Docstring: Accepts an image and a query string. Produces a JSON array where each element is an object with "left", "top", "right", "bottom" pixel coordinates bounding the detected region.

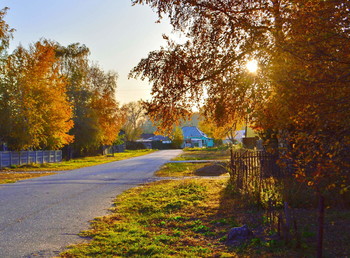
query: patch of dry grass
[
  {"left": 174, "top": 147, "right": 230, "bottom": 161},
  {"left": 0, "top": 172, "right": 56, "bottom": 184}
]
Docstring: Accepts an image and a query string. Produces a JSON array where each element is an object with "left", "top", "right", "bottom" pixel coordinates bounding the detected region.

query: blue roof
[{"left": 182, "top": 126, "right": 210, "bottom": 139}]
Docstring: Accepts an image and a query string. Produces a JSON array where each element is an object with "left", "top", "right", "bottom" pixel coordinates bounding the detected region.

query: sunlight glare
[{"left": 246, "top": 60, "right": 258, "bottom": 73}]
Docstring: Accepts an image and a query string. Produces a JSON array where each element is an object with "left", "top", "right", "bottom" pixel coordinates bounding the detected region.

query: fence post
[
  {"left": 19, "top": 151, "right": 21, "bottom": 165},
  {"left": 54, "top": 150, "right": 57, "bottom": 163},
  {"left": 0, "top": 152, "right": 2, "bottom": 169},
  {"left": 27, "top": 151, "right": 30, "bottom": 164}
]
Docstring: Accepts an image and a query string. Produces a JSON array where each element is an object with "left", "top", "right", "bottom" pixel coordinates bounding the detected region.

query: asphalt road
[{"left": 0, "top": 149, "right": 182, "bottom": 258}]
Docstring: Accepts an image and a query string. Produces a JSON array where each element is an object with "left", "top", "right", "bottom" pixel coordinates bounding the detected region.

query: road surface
[{"left": 0, "top": 149, "right": 182, "bottom": 258}]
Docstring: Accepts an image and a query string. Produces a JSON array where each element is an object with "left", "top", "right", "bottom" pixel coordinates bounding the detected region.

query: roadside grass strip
[
  {"left": 59, "top": 179, "right": 350, "bottom": 257},
  {"left": 61, "top": 179, "right": 230, "bottom": 257},
  {"left": 60, "top": 147, "right": 350, "bottom": 257},
  {"left": 155, "top": 162, "right": 212, "bottom": 177},
  {"left": 0, "top": 150, "right": 155, "bottom": 184},
  {"left": 173, "top": 147, "right": 230, "bottom": 161},
  {"left": 0, "top": 172, "right": 56, "bottom": 184},
  {"left": 0, "top": 150, "right": 155, "bottom": 173},
  {"left": 60, "top": 178, "right": 308, "bottom": 257}
]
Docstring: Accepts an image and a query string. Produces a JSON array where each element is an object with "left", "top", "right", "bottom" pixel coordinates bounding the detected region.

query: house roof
[
  {"left": 140, "top": 133, "right": 155, "bottom": 140},
  {"left": 139, "top": 133, "right": 171, "bottom": 142},
  {"left": 182, "top": 126, "right": 210, "bottom": 139},
  {"left": 149, "top": 135, "right": 171, "bottom": 141}
]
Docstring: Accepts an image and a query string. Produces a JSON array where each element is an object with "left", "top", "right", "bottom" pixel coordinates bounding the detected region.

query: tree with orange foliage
[
  {"left": 262, "top": 3, "right": 350, "bottom": 255},
  {"left": 131, "top": 1, "right": 350, "bottom": 255},
  {"left": 131, "top": 0, "right": 350, "bottom": 194},
  {"left": 88, "top": 65, "right": 125, "bottom": 146},
  {"left": 0, "top": 40, "right": 74, "bottom": 150}
]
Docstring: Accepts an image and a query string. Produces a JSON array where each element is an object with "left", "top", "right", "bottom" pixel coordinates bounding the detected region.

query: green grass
[
  {"left": 155, "top": 162, "right": 212, "bottom": 177},
  {"left": 60, "top": 178, "right": 350, "bottom": 257},
  {"left": 61, "top": 178, "right": 330, "bottom": 257},
  {"left": 1, "top": 149, "right": 155, "bottom": 172},
  {"left": 59, "top": 147, "right": 350, "bottom": 257},
  {"left": 61, "top": 179, "right": 218, "bottom": 257},
  {"left": 174, "top": 147, "right": 230, "bottom": 161},
  {"left": 156, "top": 147, "right": 230, "bottom": 177}
]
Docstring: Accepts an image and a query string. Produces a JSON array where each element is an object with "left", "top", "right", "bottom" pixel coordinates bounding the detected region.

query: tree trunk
[{"left": 317, "top": 194, "right": 325, "bottom": 258}]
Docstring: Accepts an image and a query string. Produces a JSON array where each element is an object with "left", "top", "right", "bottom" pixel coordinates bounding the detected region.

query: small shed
[{"left": 181, "top": 126, "right": 214, "bottom": 148}]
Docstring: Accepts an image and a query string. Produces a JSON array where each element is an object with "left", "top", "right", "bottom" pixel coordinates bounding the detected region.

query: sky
[{"left": 1, "top": 0, "right": 174, "bottom": 104}]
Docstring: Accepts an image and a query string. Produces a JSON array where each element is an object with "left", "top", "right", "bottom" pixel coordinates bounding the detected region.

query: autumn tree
[
  {"left": 55, "top": 43, "right": 98, "bottom": 153},
  {"left": 264, "top": 2, "right": 350, "bottom": 254},
  {"left": 122, "top": 101, "right": 147, "bottom": 141},
  {"left": 171, "top": 126, "right": 184, "bottom": 149},
  {"left": 88, "top": 65, "right": 125, "bottom": 146},
  {"left": 0, "top": 7, "right": 14, "bottom": 146},
  {"left": 56, "top": 44, "right": 125, "bottom": 155},
  {"left": 0, "top": 40, "right": 74, "bottom": 150},
  {"left": 199, "top": 112, "right": 245, "bottom": 144},
  {"left": 130, "top": 0, "right": 278, "bottom": 133},
  {"left": 131, "top": 0, "right": 350, "bottom": 185},
  {"left": 131, "top": 1, "right": 350, "bottom": 255},
  {"left": 269, "top": 0, "right": 350, "bottom": 193},
  {"left": 0, "top": 7, "right": 14, "bottom": 57}
]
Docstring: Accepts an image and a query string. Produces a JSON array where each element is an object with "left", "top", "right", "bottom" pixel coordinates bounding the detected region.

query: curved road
[{"left": 0, "top": 149, "right": 182, "bottom": 258}]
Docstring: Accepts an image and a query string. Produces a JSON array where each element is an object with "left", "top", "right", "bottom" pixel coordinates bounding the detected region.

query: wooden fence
[
  {"left": 229, "top": 150, "right": 284, "bottom": 192},
  {"left": 230, "top": 149, "right": 295, "bottom": 241},
  {"left": 0, "top": 150, "right": 62, "bottom": 168}
]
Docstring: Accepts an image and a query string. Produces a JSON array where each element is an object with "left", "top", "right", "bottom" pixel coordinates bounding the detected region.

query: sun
[{"left": 246, "top": 60, "right": 258, "bottom": 73}]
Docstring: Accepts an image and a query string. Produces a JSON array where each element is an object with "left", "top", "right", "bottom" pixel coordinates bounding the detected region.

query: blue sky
[{"left": 2, "top": 0, "right": 174, "bottom": 104}]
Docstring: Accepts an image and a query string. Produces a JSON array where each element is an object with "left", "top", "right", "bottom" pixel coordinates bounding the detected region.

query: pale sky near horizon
[{"left": 2, "top": 0, "right": 175, "bottom": 104}]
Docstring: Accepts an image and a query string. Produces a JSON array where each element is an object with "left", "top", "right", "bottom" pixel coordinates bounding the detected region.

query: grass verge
[
  {"left": 0, "top": 149, "right": 155, "bottom": 184},
  {"left": 60, "top": 178, "right": 350, "bottom": 257},
  {"left": 0, "top": 172, "right": 56, "bottom": 184},
  {"left": 1, "top": 150, "right": 155, "bottom": 172},
  {"left": 60, "top": 147, "right": 350, "bottom": 257},
  {"left": 155, "top": 162, "right": 212, "bottom": 177},
  {"left": 60, "top": 178, "right": 231, "bottom": 257},
  {"left": 173, "top": 147, "right": 230, "bottom": 161}
]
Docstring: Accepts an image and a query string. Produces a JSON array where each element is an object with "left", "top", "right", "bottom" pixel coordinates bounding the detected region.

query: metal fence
[
  {"left": 229, "top": 149, "right": 298, "bottom": 243},
  {"left": 0, "top": 150, "right": 62, "bottom": 168},
  {"left": 102, "top": 144, "right": 126, "bottom": 156},
  {"left": 229, "top": 150, "right": 284, "bottom": 189}
]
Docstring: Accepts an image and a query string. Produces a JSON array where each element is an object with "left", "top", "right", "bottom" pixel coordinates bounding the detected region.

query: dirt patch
[{"left": 194, "top": 162, "right": 228, "bottom": 176}]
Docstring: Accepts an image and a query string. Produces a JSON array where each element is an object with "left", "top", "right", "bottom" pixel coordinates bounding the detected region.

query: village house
[{"left": 181, "top": 126, "right": 214, "bottom": 148}]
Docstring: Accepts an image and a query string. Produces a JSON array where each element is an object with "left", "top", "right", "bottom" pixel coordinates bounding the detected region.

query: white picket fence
[{"left": 0, "top": 150, "right": 62, "bottom": 168}]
